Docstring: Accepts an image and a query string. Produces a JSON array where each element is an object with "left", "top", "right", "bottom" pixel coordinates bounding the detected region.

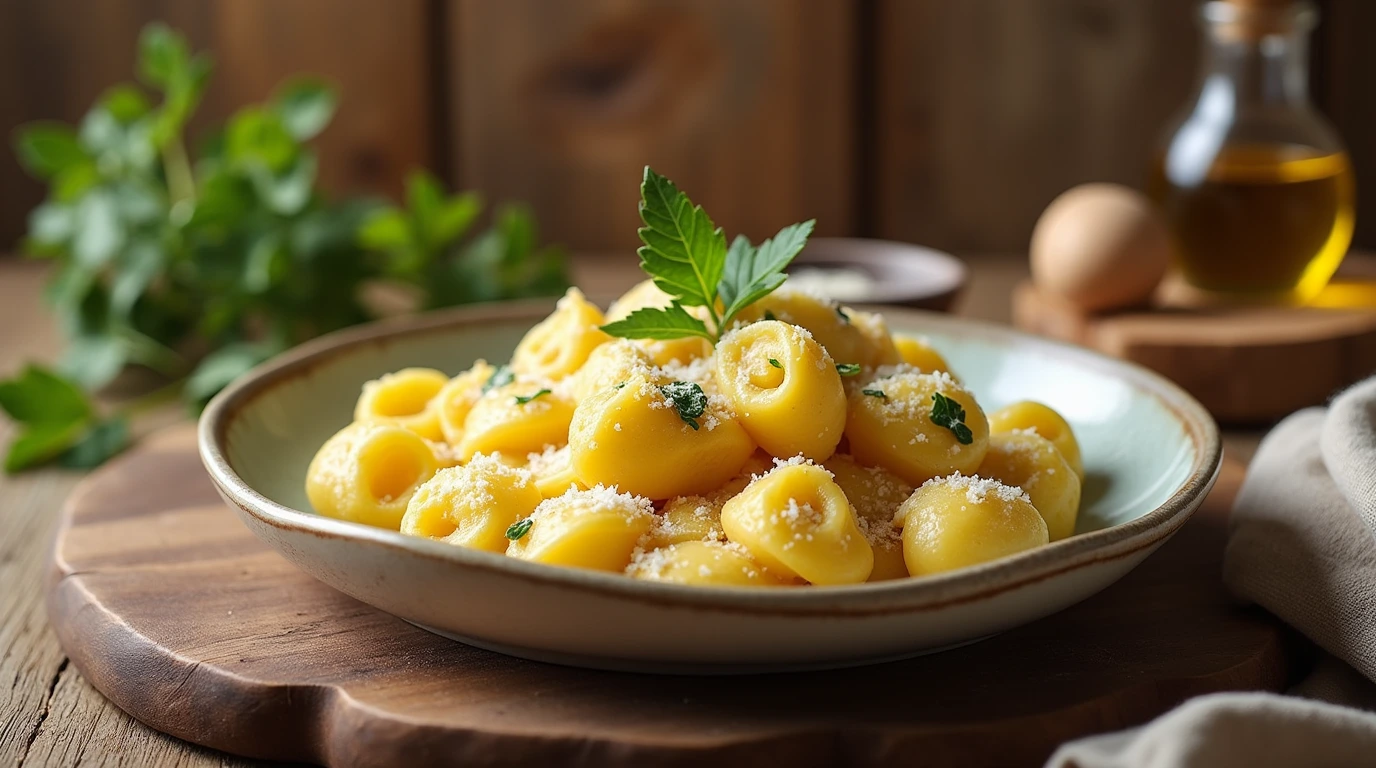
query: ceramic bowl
[{"left": 199, "top": 300, "right": 1220, "bottom": 673}]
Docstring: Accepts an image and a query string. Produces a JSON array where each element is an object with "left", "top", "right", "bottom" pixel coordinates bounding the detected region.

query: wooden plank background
[{"left": 0, "top": 0, "right": 1372, "bottom": 254}]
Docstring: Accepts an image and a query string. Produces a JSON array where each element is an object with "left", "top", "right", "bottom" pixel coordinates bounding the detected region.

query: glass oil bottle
[{"left": 1149, "top": 0, "right": 1354, "bottom": 303}]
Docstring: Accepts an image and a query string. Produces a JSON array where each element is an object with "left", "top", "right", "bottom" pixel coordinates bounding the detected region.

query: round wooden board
[
  {"left": 47, "top": 427, "right": 1290, "bottom": 768},
  {"left": 1012, "top": 269, "right": 1376, "bottom": 423}
]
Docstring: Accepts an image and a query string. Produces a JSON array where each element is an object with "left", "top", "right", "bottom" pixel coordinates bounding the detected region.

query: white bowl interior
[{"left": 225, "top": 313, "right": 1194, "bottom": 539}]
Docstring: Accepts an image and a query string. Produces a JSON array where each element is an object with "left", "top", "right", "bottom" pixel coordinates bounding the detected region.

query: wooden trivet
[
  {"left": 1013, "top": 276, "right": 1376, "bottom": 423},
  {"left": 47, "top": 427, "right": 1289, "bottom": 768}
]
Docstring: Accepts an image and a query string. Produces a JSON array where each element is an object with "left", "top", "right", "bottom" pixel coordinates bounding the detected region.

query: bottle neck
[{"left": 1198, "top": 1, "right": 1314, "bottom": 108}]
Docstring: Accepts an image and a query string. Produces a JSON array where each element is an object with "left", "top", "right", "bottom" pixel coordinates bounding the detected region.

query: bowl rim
[{"left": 198, "top": 298, "right": 1221, "bottom": 617}]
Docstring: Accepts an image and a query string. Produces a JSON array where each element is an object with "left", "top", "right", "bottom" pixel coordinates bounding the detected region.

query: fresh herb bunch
[
  {"left": 0, "top": 23, "right": 568, "bottom": 473},
  {"left": 600, "top": 167, "right": 814, "bottom": 343}
]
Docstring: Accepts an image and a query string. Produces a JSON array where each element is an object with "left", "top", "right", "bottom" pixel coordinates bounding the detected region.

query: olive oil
[{"left": 1150, "top": 144, "right": 1354, "bottom": 301}]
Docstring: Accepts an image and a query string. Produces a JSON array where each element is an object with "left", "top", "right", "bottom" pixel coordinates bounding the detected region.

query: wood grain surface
[
  {"left": 46, "top": 429, "right": 1284, "bottom": 768},
  {"left": 0, "top": 255, "right": 1270, "bottom": 767},
  {"left": 448, "top": 0, "right": 857, "bottom": 251}
]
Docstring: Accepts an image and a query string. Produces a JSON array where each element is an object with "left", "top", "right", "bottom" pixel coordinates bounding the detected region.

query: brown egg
[{"left": 1030, "top": 183, "right": 1172, "bottom": 312}]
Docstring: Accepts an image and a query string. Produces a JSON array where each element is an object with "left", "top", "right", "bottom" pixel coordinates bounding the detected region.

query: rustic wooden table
[{"left": 0, "top": 255, "right": 1265, "bottom": 767}]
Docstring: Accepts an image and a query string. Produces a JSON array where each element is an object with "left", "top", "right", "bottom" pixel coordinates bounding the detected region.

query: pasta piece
[
  {"left": 845, "top": 367, "right": 989, "bottom": 485},
  {"left": 824, "top": 454, "right": 913, "bottom": 581},
  {"left": 714, "top": 321, "right": 847, "bottom": 461},
  {"left": 892, "top": 335, "right": 954, "bottom": 377},
  {"left": 306, "top": 421, "right": 438, "bottom": 530},
  {"left": 457, "top": 381, "right": 574, "bottom": 461},
  {"left": 568, "top": 373, "right": 755, "bottom": 499},
  {"left": 506, "top": 486, "right": 655, "bottom": 572},
  {"left": 741, "top": 289, "right": 898, "bottom": 369},
  {"left": 898, "top": 474, "right": 1048, "bottom": 576},
  {"left": 627, "top": 541, "right": 789, "bottom": 587},
  {"left": 524, "top": 444, "right": 586, "bottom": 498},
  {"left": 720, "top": 463, "right": 873, "bottom": 585},
  {"left": 353, "top": 367, "right": 449, "bottom": 441},
  {"left": 400, "top": 454, "right": 542, "bottom": 552},
  {"left": 566, "top": 339, "right": 653, "bottom": 404},
  {"left": 988, "top": 401, "right": 1084, "bottom": 479},
  {"left": 605, "top": 279, "right": 713, "bottom": 365},
  {"left": 977, "top": 432, "right": 1081, "bottom": 541},
  {"left": 642, "top": 493, "right": 728, "bottom": 549},
  {"left": 511, "top": 288, "right": 611, "bottom": 380},
  {"left": 435, "top": 361, "right": 496, "bottom": 446}
]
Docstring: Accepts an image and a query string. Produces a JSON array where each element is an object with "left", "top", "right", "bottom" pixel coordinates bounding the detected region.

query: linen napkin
[{"left": 1048, "top": 376, "right": 1376, "bottom": 768}]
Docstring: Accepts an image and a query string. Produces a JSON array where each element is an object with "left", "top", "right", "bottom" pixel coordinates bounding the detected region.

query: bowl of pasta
[{"left": 199, "top": 169, "right": 1219, "bottom": 673}]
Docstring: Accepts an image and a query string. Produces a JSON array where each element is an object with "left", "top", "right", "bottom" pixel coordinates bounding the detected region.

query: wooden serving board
[
  {"left": 1012, "top": 265, "right": 1376, "bottom": 424},
  {"left": 47, "top": 427, "right": 1290, "bottom": 768}
]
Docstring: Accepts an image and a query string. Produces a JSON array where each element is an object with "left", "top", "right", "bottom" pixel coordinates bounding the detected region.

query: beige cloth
[{"left": 1048, "top": 377, "right": 1376, "bottom": 768}]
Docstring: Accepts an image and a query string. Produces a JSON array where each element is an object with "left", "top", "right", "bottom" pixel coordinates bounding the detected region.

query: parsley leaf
[
  {"left": 603, "top": 167, "right": 813, "bottom": 344},
  {"left": 718, "top": 220, "right": 814, "bottom": 326},
  {"left": 514, "top": 389, "right": 551, "bottom": 405},
  {"left": 836, "top": 306, "right": 850, "bottom": 323},
  {"left": 601, "top": 302, "right": 713, "bottom": 341},
  {"left": 768, "top": 358, "right": 782, "bottom": 369},
  {"left": 931, "top": 392, "right": 974, "bottom": 445},
  {"left": 482, "top": 365, "right": 513, "bottom": 393},
  {"left": 636, "top": 168, "right": 726, "bottom": 315},
  {"left": 763, "top": 310, "right": 777, "bottom": 322},
  {"left": 660, "top": 381, "right": 708, "bottom": 430},
  {"left": 835, "top": 363, "right": 861, "bottom": 377},
  {"left": 862, "top": 389, "right": 887, "bottom": 399},
  {"left": 505, "top": 518, "right": 533, "bottom": 540}
]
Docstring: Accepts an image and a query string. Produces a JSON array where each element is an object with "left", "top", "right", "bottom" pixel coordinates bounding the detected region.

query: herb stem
[{"left": 162, "top": 138, "right": 196, "bottom": 205}]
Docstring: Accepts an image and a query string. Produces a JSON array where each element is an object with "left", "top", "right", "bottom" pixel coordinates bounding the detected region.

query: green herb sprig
[
  {"left": 514, "top": 389, "right": 551, "bottom": 405},
  {"left": 600, "top": 167, "right": 814, "bottom": 344},
  {"left": 835, "top": 363, "right": 861, "bottom": 377},
  {"left": 505, "top": 518, "right": 533, "bottom": 540},
  {"left": 931, "top": 393, "right": 974, "bottom": 445},
  {"left": 0, "top": 23, "right": 568, "bottom": 473},
  {"left": 660, "top": 381, "right": 708, "bottom": 430}
]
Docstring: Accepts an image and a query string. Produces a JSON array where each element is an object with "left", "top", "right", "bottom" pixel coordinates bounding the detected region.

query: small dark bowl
[{"left": 788, "top": 237, "right": 967, "bottom": 312}]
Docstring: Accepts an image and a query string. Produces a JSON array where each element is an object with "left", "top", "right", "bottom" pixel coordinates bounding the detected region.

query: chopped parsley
[
  {"left": 768, "top": 358, "right": 783, "bottom": 369},
  {"left": 660, "top": 381, "right": 708, "bottom": 430},
  {"left": 505, "top": 518, "right": 533, "bottom": 540},
  {"left": 514, "top": 389, "right": 551, "bottom": 405},
  {"left": 862, "top": 389, "right": 887, "bottom": 399},
  {"left": 931, "top": 392, "right": 974, "bottom": 445},
  {"left": 835, "top": 306, "right": 850, "bottom": 323},
  {"left": 763, "top": 310, "right": 778, "bottom": 322},
  {"left": 835, "top": 363, "right": 861, "bottom": 377},
  {"left": 482, "top": 364, "right": 514, "bottom": 393}
]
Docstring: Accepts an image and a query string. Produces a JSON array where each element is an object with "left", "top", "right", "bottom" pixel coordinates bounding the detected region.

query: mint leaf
[
  {"left": 273, "top": 77, "right": 337, "bottom": 141},
  {"left": 0, "top": 365, "right": 92, "bottom": 424},
  {"left": 931, "top": 392, "right": 974, "bottom": 445},
  {"left": 719, "top": 220, "right": 814, "bottom": 323},
  {"left": 482, "top": 365, "right": 514, "bottom": 394},
  {"left": 660, "top": 381, "right": 708, "bottom": 430},
  {"left": 14, "top": 123, "right": 88, "bottom": 179},
  {"left": 59, "top": 418, "right": 131, "bottom": 469},
  {"left": 6, "top": 420, "right": 89, "bottom": 473},
  {"left": 186, "top": 342, "right": 279, "bottom": 405},
  {"left": 636, "top": 167, "right": 726, "bottom": 312},
  {"left": 601, "top": 303, "right": 713, "bottom": 341},
  {"left": 506, "top": 518, "right": 533, "bottom": 540},
  {"left": 514, "top": 389, "right": 551, "bottom": 405}
]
